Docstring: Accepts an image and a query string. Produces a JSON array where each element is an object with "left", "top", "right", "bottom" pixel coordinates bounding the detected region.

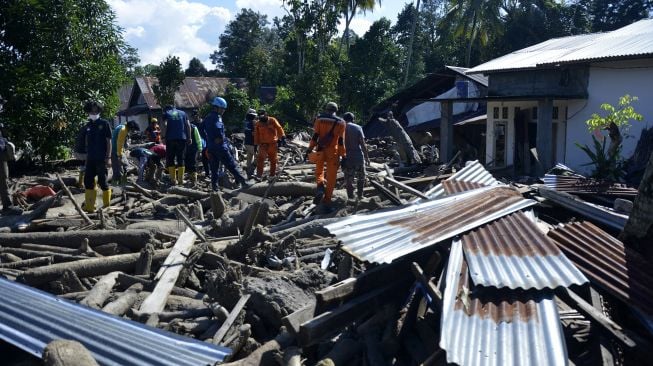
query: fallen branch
[{"left": 56, "top": 173, "right": 93, "bottom": 225}]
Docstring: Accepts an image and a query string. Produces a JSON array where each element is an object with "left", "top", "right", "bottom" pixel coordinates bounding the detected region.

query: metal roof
[
  {"left": 446, "top": 65, "right": 489, "bottom": 87},
  {"left": 326, "top": 186, "right": 536, "bottom": 264},
  {"left": 548, "top": 221, "right": 653, "bottom": 316},
  {"left": 468, "top": 19, "right": 653, "bottom": 74},
  {"left": 422, "top": 160, "right": 502, "bottom": 200},
  {"left": 538, "top": 187, "right": 628, "bottom": 230},
  {"left": 130, "top": 76, "right": 247, "bottom": 110},
  {"left": 0, "top": 278, "right": 230, "bottom": 365},
  {"left": 461, "top": 211, "right": 587, "bottom": 290},
  {"left": 543, "top": 174, "right": 638, "bottom": 198},
  {"left": 440, "top": 241, "right": 568, "bottom": 366}
]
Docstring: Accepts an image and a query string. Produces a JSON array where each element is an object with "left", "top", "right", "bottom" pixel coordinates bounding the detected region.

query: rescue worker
[
  {"left": 161, "top": 105, "right": 191, "bottom": 185},
  {"left": 0, "top": 123, "right": 21, "bottom": 215},
  {"left": 383, "top": 111, "right": 421, "bottom": 166},
  {"left": 184, "top": 114, "right": 203, "bottom": 185},
  {"left": 130, "top": 143, "right": 165, "bottom": 185},
  {"left": 73, "top": 119, "right": 92, "bottom": 188},
  {"left": 144, "top": 118, "right": 161, "bottom": 143},
  {"left": 305, "top": 102, "right": 346, "bottom": 206},
  {"left": 341, "top": 112, "right": 370, "bottom": 201},
  {"left": 243, "top": 108, "right": 257, "bottom": 178},
  {"left": 110, "top": 121, "right": 138, "bottom": 186},
  {"left": 254, "top": 108, "right": 286, "bottom": 179},
  {"left": 199, "top": 115, "right": 211, "bottom": 180},
  {"left": 82, "top": 101, "right": 112, "bottom": 212},
  {"left": 203, "top": 97, "right": 250, "bottom": 191}
]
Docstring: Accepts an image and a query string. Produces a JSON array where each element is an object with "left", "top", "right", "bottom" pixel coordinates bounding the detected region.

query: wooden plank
[
  {"left": 299, "top": 281, "right": 403, "bottom": 346},
  {"left": 138, "top": 227, "right": 197, "bottom": 314},
  {"left": 385, "top": 177, "right": 429, "bottom": 200},
  {"left": 589, "top": 287, "right": 615, "bottom": 366},
  {"left": 282, "top": 303, "right": 316, "bottom": 336},
  {"left": 369, "top": 179, "right": 404, "bottom": 205},
  {"left": 411, "top": 262, "right": 442, "bottom": 306},
  {"left": 212, "top": 294, "right": 251, "bottom": 345}
]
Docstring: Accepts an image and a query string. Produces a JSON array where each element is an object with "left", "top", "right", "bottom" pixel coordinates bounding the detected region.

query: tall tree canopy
[
  {"left": 185, "top": 57, "right": 208, "bottom": 77},
  {"left": 0, "top": 0, "right": 127, "bottom": 163},
  {"left": 153, "top": 56, "right": 185, "bottom": 108}
]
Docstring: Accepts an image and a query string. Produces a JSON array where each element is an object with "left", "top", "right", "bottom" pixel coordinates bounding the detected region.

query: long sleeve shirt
[{"left": 254, "top": 117, "right": 285, "bottom": 145}]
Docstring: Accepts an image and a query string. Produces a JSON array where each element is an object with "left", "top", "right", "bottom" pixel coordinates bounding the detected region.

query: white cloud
[
  {"left": 108, "top": 0, "right": 232, "bottom": 69},
  {"left": 234, "top": 0, "right": 285, "bottom": 19},
  {"left": 339, "top": 18, "right": 373, "bottom": 37}
]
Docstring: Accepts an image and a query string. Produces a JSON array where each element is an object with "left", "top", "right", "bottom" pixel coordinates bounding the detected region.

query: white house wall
[{"left": 566, "top": 59, "right": 653, "bottom": 173}]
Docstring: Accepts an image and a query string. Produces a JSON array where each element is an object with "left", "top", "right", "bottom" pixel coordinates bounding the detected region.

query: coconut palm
[{"left": 339, "top": 0, "right": 380, "bottom": 52}]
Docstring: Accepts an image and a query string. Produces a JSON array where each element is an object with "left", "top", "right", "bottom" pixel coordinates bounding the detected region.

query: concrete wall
[{"left": 566, "top": 59, "right": 653, "bottom": 173}]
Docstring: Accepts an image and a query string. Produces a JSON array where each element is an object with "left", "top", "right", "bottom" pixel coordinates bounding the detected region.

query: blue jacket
[
  {"left": 164, "top": 108, "right": 188, "bottom": 140},
  {"left": 244, "top": 118, "right": 255, "bottom": 146},
  {"left": 203, "top": 111, "right": 229, "bottom": 151}
]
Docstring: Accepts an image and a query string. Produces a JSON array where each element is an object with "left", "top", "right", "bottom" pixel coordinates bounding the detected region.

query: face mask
[
  {"left": 259, "top": 116, "right": 268, "bottom": 122},
  {"left": 89, "top": 114, "right": 100, "bottom": 121}
]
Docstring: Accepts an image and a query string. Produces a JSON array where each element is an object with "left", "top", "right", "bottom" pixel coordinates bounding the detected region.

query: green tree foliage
[
  {"left": 0, "top": 0, "right": 127, "bottom": 163},
  {"left": 185, "top": 57, "right": 208, "bottom": 77},
  {"left": 121, "top": 45, "right": 141, "bottom": 78},
  {"left": 134, "top": 64, "right": 161, "bottom": 77},
  {"left": 589, "top": 0, "right": 652, "bottom": 32},
  {"left": 152, "top": 55, "right": 185, "bottom": 108},
  {"left": 221, "top": 84, "right": 259, "bottom": 131}
]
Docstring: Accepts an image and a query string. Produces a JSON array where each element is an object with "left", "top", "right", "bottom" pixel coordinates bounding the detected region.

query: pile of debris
[{"left": 0, "top": 137, "right": 652, "bottom": 366}]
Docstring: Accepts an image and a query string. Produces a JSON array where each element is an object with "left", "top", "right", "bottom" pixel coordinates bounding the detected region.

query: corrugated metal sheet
[
  {"left": 543, "top": 174, "right": 638, "bottom": 197},
  {"left": 538, "top": 187, "right": 628, "bottom": 230},
  {"left": 135, "top": 76, "right": 247, "bottom": 110},
  {"left": 440, "top": 241, "right": 568, "bottom": 366},
  {"left": 422, "top": 160, "right": 501, "bottom": 200},
  {"left": 468, "top": 19, "right": 653, "bottom": 74},
  {"left": 326, "top": 186, "right": 536, "bottom": 264},
  {"left": 461, "top": 211, "right": 587, "bottom": 290},
  {"left": 0, "top": 278, "right": 230, "bottom": 365},
  {"left": 446, "top": 65, "right": 489, "bottom": 87},
  {"left": 548, "top": 221, "right": 653, "bottom": 316}
]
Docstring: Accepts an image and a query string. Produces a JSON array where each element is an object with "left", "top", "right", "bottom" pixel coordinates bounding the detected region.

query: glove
[{"left": 278, "top": 136, "right": 287, "bottom": 147}]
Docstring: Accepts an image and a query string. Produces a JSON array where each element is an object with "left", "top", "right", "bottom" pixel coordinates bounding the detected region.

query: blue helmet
[{"left": 212, "top": 97, "right": 227, "bottom": 109}]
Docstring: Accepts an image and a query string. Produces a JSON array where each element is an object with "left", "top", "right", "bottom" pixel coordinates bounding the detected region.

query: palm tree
[
  {"left": 339, "top": 0, "right": 380, "bottom": 52},
  {"left": 442, "top": 0, "right": 504, "bottom": 66}
]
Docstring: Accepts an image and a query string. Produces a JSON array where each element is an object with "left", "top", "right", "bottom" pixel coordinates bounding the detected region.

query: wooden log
[
  {"left": 0, "top": 230, "right": 154, "bottom": 250},
  {"left": 210, "top": 192, "right": 227, "bottom": 218},
  {"left": 241, "top": 182, "right": 317, "bottom": 198},
  {"left": 140, "top": 307, "right": 214, "bottom": 322},
  {"left": 384, "top": 176, "right": 429, "bottom": 199},
  {"left": 282, "top": 303, "right": 316, "bottom": 336},
  {"left": 20, "top": 243, "right": 78, "bottom": 255},
  {"left": 174, "top": 208, "right": 208, "bottom": 243},
  {"left": 0, "top": 252, "right": 22, "bottom": 263},
  {"left": 139, "top": 228, "right": 197, "bottom": 314},
  {"left": 43, "top": 339, "right": 99, "bottom": 366},
  {"left": 135, "top": 243, "right": 154, "bottom": 276},
  {"left": 0, "top": 256, "right": 52, "bottom": 269},
  {"left": 60, "top": 269, "right": 87, "bottom": 293},
  {"left": 0, "top": 248, "right": 88, "bottom": 263},
  {"left": 56, "top": 173, "right": 93, "bottom": 225},
  {"left": 369, "top": 180, "right": 403, "bottom": 205},
  {"left": 80, "top": 271, "right": 120, "bottom": 309},
  {"left": 219, "top": 332, "right": 294, "bottom": 366},
  {"left": 102, "top": 283, "right": 143, "bottom": 316},
  {"left": 212, "top": 294, "right": 251, "bottom": 345},
  {"left": 19, "top": 249, "right": 171, "bottom": 285},
  {"left": 168, "top": 186, "right": 209, "bottom": 200}
]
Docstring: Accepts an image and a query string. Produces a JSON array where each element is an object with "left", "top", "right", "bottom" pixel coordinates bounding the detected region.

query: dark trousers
[
  {"left": 85, "top": 159, "right": 109, "bottom": 190},
  {"left": 0, "top": 161, "right": 11, "bottom": 208},
  {"left": 208, "top": 146, "right": 246, "bottom": 186},
  {"left": 166, "top": 140, "right": 186, "bottom": 167},
  {"left": 185, "top": 148, "right": 198, "bottom": 173},
  {"left": 111, "top": 154, "right": 127, "bottom": 182},
  {"left": 201, "top": 148, "right": 210, "bottom": 176}
]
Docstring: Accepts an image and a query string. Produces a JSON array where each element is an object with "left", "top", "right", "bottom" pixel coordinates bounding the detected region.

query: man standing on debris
[
  {"left": 254, "top": 108, "right": 286, "bottom": 179},
  {"left": 305, "top": 102, "right": 346, "bottom": 206},
  {"left": 243, "top": 108, "right": 257, "bottom": 178},
  {"left": 110, "top": 120, "right": 137, "bottom": 186},
  {"left": 144, "top": 118, "right": 161, "bottom": 143},
  {"left": 203, "top": 97, "right": 250, "bottom": 191},
  {"left": 82, "top": 101, "right": 112, "bottom": 212},
  {"left": 0, "top": 123, "right": 21, "bottom": 215},
  {"left": 341, "top": 112, "right": 370, "bottom": 201},
  {"left": 184, "top": 112, "right": 203, "bottom": 185},
  {"left": 130, "top": 143, "right": 165, "bottom": 185},
  {"left": 161, "top": 105, "right": 191, "bottom": 186},
  {"left": 383, "top": 111, "right": 421, "bottom": 166}
]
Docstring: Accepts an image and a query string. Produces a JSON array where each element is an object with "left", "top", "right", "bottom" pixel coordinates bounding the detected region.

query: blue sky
[{"left": 108, "top": 0, "right": 409, "bottom": 69}]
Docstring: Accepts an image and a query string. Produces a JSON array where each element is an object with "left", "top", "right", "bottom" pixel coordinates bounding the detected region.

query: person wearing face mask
[
  {"left": 254, "top": 108, "right": 285, "bottom": 179},
  {"left": 82, "top": 100, "right": 112, "bottom": 212}
]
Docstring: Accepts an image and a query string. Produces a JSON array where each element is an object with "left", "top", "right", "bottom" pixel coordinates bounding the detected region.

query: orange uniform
[
  {"left": 254, "top": 116, "right": 285, "bottom": 177},
  {"left": 308, "top": 113, "right": 346, "bottom": 203}
]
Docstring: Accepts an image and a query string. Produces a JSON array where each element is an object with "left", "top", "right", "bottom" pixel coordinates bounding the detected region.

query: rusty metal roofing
[
  {"left": 543, "top": 174, "right": 638, "bottom": 198},
  {"left": 538, "top": 187, "right": 628, "bottom": 230},
  {"left": 0, "top": 278, "right": 230, "bottom": 365},
  {"left": 548, "top": 221, "right": 653, "bottom": 316},
  {"left": 133, "top": 76, "right": 247, "bottom": 110},
  {"left": 326, "top": 186, "right": 536, "bottom": 264},
  {"left": 440, "top": 241, "right": 568, "bottom": 366},
  {"left": 461, "top": 211, "right": 587, "bottom": 290},
  {"left": 423, "top": 160, "right": 501, "bottom": 200},
  {"left": 468, "top": 19, "right": 653, "bottom": 74}
]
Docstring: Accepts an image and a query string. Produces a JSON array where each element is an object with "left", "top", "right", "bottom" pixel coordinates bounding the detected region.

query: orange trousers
[
  {"left": 256, "top": 143, "right": 278, "bottom": 177},
  {"left": 315, "top": 150, "right": 340, "bottom": 203}
]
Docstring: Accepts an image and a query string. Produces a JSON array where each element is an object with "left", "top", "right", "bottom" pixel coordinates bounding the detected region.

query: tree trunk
[
  {"left": 620, "top": 152, "right": 653, "bottom": 258},
  {"left": 403, "top": 0, "right": 421, "bottom": 87},
  {"left": 466, "top": 10, "right": 478, "bottom": 67},
  {"left": 43, "top": 340, "right": 99, "bottom": 366},
  {"left": 0, "top": 229, "right": 154, "bottom": 250}
]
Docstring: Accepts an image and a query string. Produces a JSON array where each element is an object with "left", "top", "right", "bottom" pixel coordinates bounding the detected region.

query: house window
[
  {"left": 532, "top": 107, "right": 538, "bottom": 120},
  {"left": 494, "top": 122, "right": 507, "bottom": 168},
  {"left": 493, "top": 107, "right": 499, "bottom": 119},
  {"left": 502, "top": 107, "right": 509, "bottom": 119},
  {"left": 553, "top": 106, "right": 559, "bottom": 119}
]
